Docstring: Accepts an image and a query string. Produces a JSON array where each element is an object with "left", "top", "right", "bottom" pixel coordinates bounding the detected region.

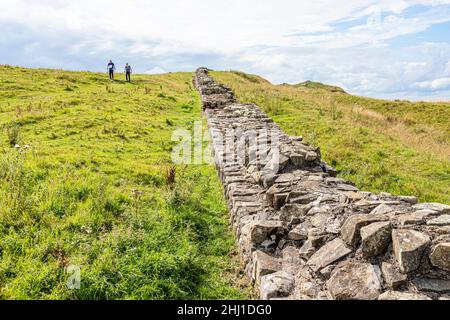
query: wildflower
[{"left": 131, "top": 189, "right": 144, "bottom": 197}]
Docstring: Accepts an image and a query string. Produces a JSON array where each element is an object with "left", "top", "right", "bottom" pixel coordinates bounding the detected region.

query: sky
[{"left": 1, "top": 0, "right": 450, "bottom": 100}]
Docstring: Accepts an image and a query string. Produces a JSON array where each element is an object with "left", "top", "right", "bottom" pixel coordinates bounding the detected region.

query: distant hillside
[
  {"left": 212, "top": 70, "right": 449, "bottom": 204},
  {"left": 292, "top": 80, "right": 347, "bottom": 94}
]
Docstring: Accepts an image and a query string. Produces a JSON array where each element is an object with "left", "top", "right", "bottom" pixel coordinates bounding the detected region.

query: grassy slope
[
  {"left": 0, "top": 65, "right": 251, "bottom": 299},
  {"left": 212, "top": 71, "right": 449, "bottom": 204}
]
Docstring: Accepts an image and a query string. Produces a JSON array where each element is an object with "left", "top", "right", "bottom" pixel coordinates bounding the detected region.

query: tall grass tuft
[{"left": 6, "top": 121, "right": 20, "bottom": 146}]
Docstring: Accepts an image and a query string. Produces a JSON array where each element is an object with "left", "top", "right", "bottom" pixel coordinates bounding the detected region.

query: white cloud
[
  {"left": 145, "top": 67, "right": 167, "bottom": 75},
  {"left": 415, "top": 78, "right": 450, "bottom": 90}
]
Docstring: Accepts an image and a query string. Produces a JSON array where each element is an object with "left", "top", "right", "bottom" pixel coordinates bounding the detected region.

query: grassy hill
[
  {"left": 293, "top": 80, "right": 347, "bottom": 94},
  {"left": 0, "top": 65, "right": 252, "bottom": 299},
  {"left": 212, "top": 71, "right": 449, "bottom": 204},
  {"left": 1, "top": 65, "right": 448, "bottom": 300}
]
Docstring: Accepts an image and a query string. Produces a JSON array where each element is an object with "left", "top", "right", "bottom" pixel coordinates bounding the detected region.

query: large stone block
[
  {"left": 392, "top": 229, "right": 431, "bottom": 273},
  {"left": 430, "top": 243, "right": 450, "bottom": 271},
  {"left": 340, "top": 214, "right": 387, "bottom": 247},
  {"left": 327, "top": 263, "right": 382, "bottom": 300},
  {"left": 360, "top": 222, "right": 392, "bottom": 257}
]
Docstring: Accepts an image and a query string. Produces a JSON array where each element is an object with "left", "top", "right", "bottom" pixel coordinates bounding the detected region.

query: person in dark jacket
[
  {"left": 125, "top": 63, "right": 132, "bottom": 82},
  {"left": 107, "top": 60, "right": 115, "bottom": 80}
]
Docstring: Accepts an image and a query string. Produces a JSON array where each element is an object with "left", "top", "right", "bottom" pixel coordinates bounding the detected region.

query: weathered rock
[
  {"left": 398, "top": 213, "right": 427, "bottom": 226},
  {"left": 360, "top": 222, "right": 392, "bottom": 257},
  {"left": 427, "top": 215, "right": 450, "bottom": 226},
  {"left": 252, "top": 250, "right": 282, "bottom": 284},
  {"left": 260, "top": 271, "right": 295, "bottom": 300},
  {"left": 327, "top": 263, "right": 382, "bottom": 300},
  {"left": 429, "top": 243, "right": 450, "bottom": 271},
  {"left": 370, "top": 203, "right": 395, "bottom": 216},
  {"left": 307, "top": 238, "right": 352, "bottom": 272},
  {"left": 392, "top": 229, "right": 431, "bottom": 273},
  {"left": 250, "top": 221, "right": 284, "bottom": 244},
  {"left": 308, "top": 228, "right": 326, "bottom": 247},
  {"left": 310, "top": 213, "right": 333, "bottom": 229},
  {"left": 288, "top": 222, "right": 310, "bottom": 240},
  {"left": 340, "top": 214, "right": 386, "bottom": 247},
  {"left": 397, "top": 196, "right": 418, "bottom": 205},
  {"left": 412, "top": 203, "right": 450, "bottom": 214},
  {"left": 281, "top": 246, "right": 304, "bottom": 275},
  {"left": 413, "top": 278, "right": 450, "bottom": 292},
  {"left": 378, "top": 291, "right": 431, "bottom": 300},
  {"left": 381, "top": 262, "right": 407, "bottom": 289},
  {"left": 299, "top": 240, "right": 316, "bottom": 259}
]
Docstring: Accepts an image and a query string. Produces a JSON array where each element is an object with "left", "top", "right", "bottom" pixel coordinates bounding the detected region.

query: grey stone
[
  {"left": 370, "top": 203, "right": 395, "bottom": 216},
  {"left": 250, "top": 221, "right": 284, "bottom": 244},
  {"left": 398, "top": 213, "right": 427, "bottom": 226},
  {"left": 299, "top": 240, "right": 316, "bottom": 259},
  {"left": 336, "top": 184, "right": 359, "bottom": 192},
  {"left": 288, "top": 222, "right": 310, "bottom": 240},
  {"left": 340, "top": 214, "right": 387, "bottom": 247},
  {"left": 381, "top": 262, "right": 407, "bottom": 289},
  {"left": 308, "top": 228, "right": 326, "bottom": 247},
  {"left": 310, "top": 213, "right": 333, "bottom": 229},
  {"left": 392, "top": 229, "right": 431, "bottom": 273},
  {"left": 412, "top": 202, "right": 450, "bottom": 214},
  {"left": 378, "top": 291, "right": 431, "bottom": 300},
  {"left": 427, "top": 215, "right": 450, "bottom": 226},
  {"left": 430, "top": 243, "right": 450, "bottom": 271},
  {"left": 252, "top": 250, "right": 282, "bottom": 284},
  {"left": 307, "top": 238, "right": 352, "bottom": 272},
  {"left": 327, "top": 263, "right": 382, "bottom": 300},
  {"left": 260, "top": 271, "right": 295, "bottom": 300},
  {"left": 413, "top": 278, "right": 450, "bottom": 292},
  {"left": 397, "top": 196, "right": 418, "bottom": 205},
  {"left": 360, "top": 222, "right": 392, "bottom": 257}
]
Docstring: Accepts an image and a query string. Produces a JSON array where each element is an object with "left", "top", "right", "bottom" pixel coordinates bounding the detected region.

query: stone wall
[{"left": 194, "top": 67, "right": 450, "bottom": 300}]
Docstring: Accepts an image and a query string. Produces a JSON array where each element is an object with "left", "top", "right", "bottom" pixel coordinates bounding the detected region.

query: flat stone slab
[
  {"left": 307, "top": 238, "right": 352, "bottom": 272},
  {"left": 430, "top": 243, "right": 450, "bottom": 271},
  {"left": 412, "top": 203, "right": 450, "bottom": 214},
  {"left": 413, "top": 278, "right": 450, "bottom": 293},
  {"left": 392, "top": 229, "right": 431, "bottom": 273},
  {"left": 378, "top": 291, "right": 431, "bottom": 300},
  {"left": 427, "top": 215, "right": 450, "bottom": 226}
]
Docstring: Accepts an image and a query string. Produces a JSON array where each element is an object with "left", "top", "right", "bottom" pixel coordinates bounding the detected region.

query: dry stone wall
[{"left": 194, "top": 67, "right": 450, "bottom": 300}]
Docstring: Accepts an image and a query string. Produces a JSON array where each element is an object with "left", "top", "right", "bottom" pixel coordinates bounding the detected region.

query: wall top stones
[{"left": 194, "top": 67, "right": 450, "bottom": 300}]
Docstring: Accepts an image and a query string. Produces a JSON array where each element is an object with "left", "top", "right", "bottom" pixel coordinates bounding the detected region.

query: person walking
[
  {"left": 107, "top": 60, "right": 116, "bottom": 80},
  {"left": 125, "top": 63, "right": 132, "bottom": 82}
]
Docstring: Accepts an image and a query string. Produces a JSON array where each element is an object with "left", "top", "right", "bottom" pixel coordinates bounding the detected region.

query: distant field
[
  {"left": 0, "top": 66, "right": 251, "bottom": 299},
  {"left": 212, "top": 71, "right": 450, "bottom": 204}
]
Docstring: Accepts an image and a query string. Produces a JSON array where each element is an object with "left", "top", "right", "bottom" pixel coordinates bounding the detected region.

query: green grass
[
  {"left": 212, "top": 71, "right": 450, "bottom": 204},
  {"left": 0, "top": 65, "right": 252, "bottom": 299}
]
